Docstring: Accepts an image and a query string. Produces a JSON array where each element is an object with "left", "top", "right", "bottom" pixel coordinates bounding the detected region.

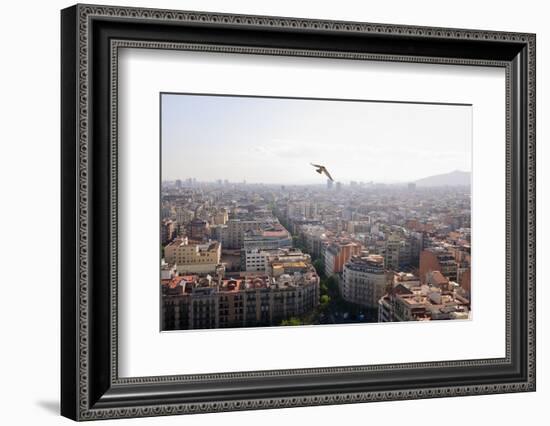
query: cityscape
[{"left": 160, "top": 94, "right": 472, "bottom": 331}]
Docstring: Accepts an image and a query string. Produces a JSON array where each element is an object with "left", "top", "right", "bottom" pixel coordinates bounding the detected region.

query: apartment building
[{"left": 164, "top": 237, "right": 221, "bottom": 274}]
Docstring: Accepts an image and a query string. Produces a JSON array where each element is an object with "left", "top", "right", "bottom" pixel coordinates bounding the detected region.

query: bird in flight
[{"left": 311, "top": 163, "right": 334, "bottom": 181}]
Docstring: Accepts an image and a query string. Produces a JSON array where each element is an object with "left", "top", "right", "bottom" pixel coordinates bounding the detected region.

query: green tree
[
  {"left": 318, "top": 294, "right": 331, "bottom": 316},
  {"left": 281, "top": 317, "right": 302, "bottom": 326},
  {"left": 320, "top": 281, "right": 329, "bottom": 296},
  {"left": 312, "top": 259, "right": 325, "bottom": 278},
  {"left": 326, "top": 276, "right": 339, "bottom": 296}
]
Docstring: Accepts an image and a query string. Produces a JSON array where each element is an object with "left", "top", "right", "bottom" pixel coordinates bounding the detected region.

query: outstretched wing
[
  {"left": 323, "top": 169, "right": 334, "bottom": 181},
  {"left": 310, "top": 163, "right": 323, "bottom": 168}
]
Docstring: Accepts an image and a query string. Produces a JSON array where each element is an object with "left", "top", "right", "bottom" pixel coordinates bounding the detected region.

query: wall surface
[{"left": 0, "top": 0, "right": 547, "bottom": 424}]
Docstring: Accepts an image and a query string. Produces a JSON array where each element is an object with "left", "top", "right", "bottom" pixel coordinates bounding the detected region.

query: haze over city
[{"left": 161, "top": 94, "right": 472, "bottom": 184}]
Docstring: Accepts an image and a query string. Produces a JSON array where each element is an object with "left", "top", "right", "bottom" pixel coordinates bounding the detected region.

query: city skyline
[
  {"left": 161, "top": 94, "right": 472, "bottom": 184},
  {"left": 162, "top": 169, "right": 471, "bottom": 186}
]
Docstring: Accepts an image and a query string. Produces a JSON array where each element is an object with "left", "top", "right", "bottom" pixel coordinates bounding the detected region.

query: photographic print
[
  {"left": 160, "top": 93, "right": 472, "bottom": 331},
  {"left": 61, "top": 6, "right": 536, "bottom": 418}
]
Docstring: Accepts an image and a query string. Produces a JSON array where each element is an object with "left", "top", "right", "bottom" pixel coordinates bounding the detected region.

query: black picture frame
[{"left": 61, "top": 4, "right": 536, "bottom": 421}]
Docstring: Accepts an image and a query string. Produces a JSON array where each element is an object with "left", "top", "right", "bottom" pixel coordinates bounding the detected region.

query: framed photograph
[{"left": 61, "top": 4, "right": 536, "bottom": 421}]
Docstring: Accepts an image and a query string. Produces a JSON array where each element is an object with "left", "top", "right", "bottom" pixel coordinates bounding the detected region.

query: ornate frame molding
[{"left": 61, "top": 4, "right": 535, "bottom": 421}]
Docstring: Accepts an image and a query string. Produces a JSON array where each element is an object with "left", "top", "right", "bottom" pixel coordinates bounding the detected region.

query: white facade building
[{"left": 342, "top": 255, "right": 388, "bottom": 308}]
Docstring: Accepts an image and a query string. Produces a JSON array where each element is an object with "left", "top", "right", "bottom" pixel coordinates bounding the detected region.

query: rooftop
[
  {"left": 427, "top": 270, "right": 449, "bottom": 285},
  {"left": 345, "top": 254, "right": 385, "bottom": 273}
]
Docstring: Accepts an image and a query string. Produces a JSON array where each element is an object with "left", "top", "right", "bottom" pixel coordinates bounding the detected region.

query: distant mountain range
[{"left": 414, "top": 170, "right": 471, "bottom": 187}]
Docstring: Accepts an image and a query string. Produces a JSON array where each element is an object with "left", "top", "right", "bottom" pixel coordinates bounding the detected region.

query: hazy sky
[{"left": 161, "top": 93, "right": 472, "bottom": 184}]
